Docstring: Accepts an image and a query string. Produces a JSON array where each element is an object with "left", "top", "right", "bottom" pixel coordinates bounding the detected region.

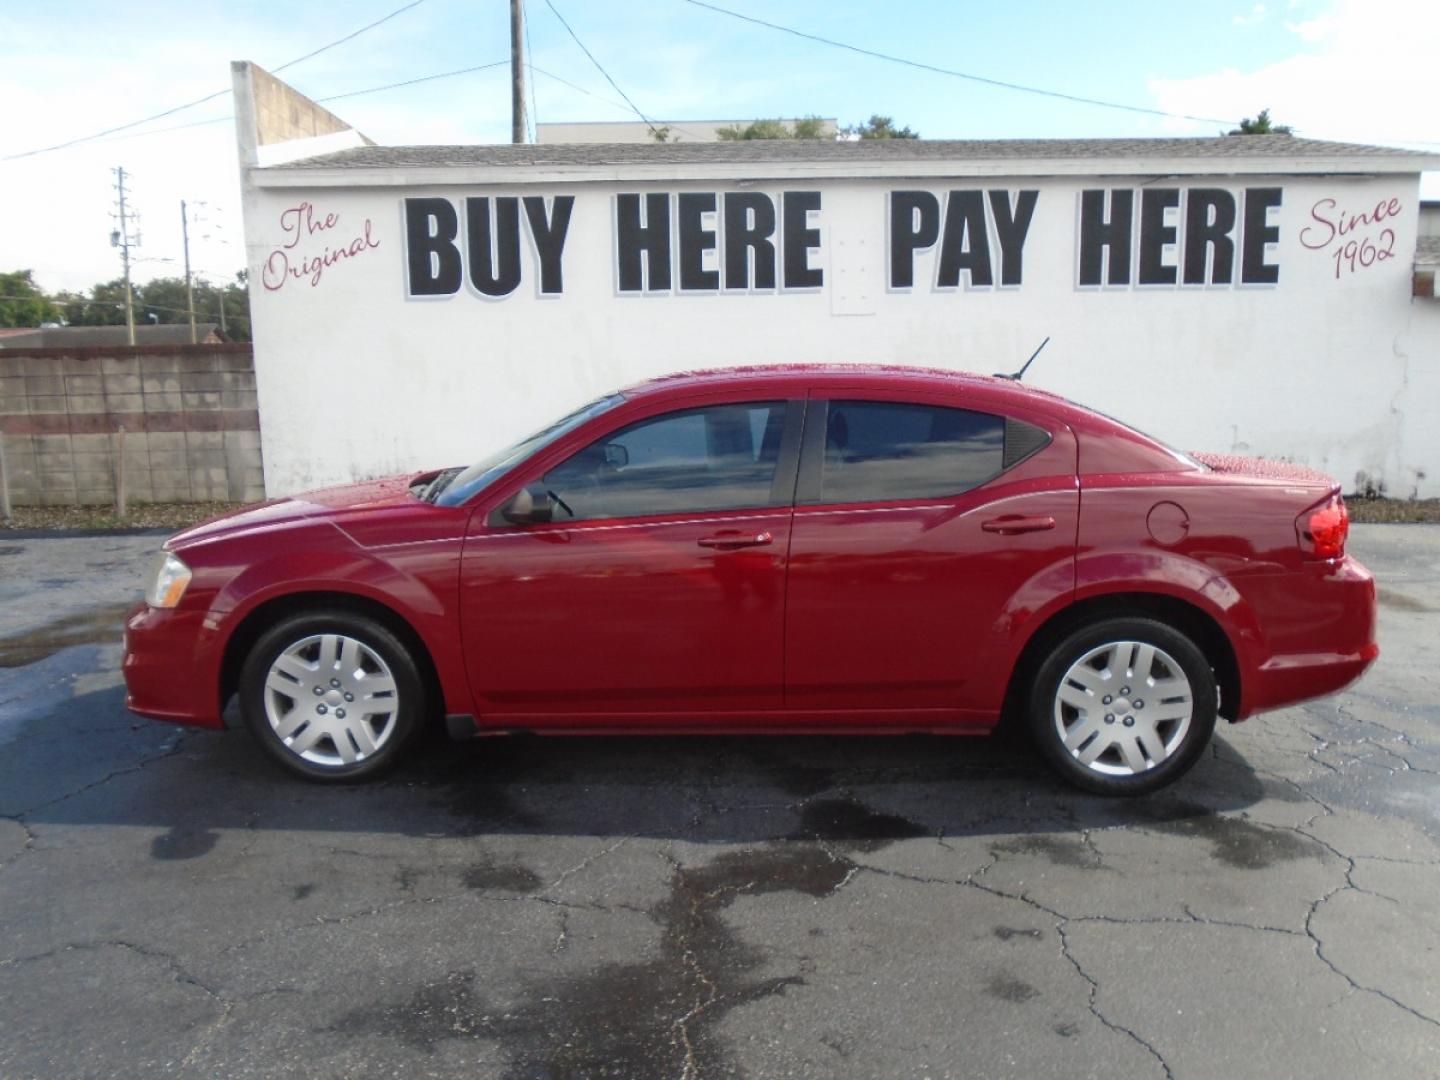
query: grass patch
[
  {"left": 2, "top": 501, "right": 245, "bottom": 532},
  {"left": 1346, "top": 498, "right": 1440, "bottom": 524}
]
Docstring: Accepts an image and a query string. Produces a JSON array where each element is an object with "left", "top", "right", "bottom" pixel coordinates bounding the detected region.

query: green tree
[
  {"left": 0, "top": 270, "right": 61, "bottom": 327},
  {"left": 59, "top": 279, "right": 129, "bottom": 326},
  {"left": 716, "top": 116, "right": 829, "bottom": 140},
  {"left": 842, "top": 114, "right": 919, "bottom": 139},
  {"left": 1228, "top": 109, "right": 1292, "bottom": 135}
]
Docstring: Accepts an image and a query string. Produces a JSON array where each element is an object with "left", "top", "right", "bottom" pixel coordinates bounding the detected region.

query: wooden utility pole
[
  {"left": 510, "top": 0, "right": 526, "bottom": 144},
  {"left": 181, "top": 200, "right": 197, "bottom": 345},
  {"left": 114, "top": 167, "right": 137, "bottom": 346}
]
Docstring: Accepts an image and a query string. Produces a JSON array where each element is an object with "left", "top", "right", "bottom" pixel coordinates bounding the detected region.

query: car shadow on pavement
[{"left": 12, "top": 682, "right": 1299, "bottom": 850}]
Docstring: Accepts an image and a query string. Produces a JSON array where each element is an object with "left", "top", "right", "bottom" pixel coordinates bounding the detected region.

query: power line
[
  {"left": 543, "top": 0, "right": 660, "bottom": 137},
  {"left": 41, "top": 61, "right": 513, "bottom": 151},
  {"left": 680, "top": 0, "right": 1235, "bottom": 128},
  {"left": 320, "top": 60, "right": 509, "bottom": 104},
  {"left": 270, "top": 0, "right": 426, "bottom": 75},
  {"left": 3, "top": 0, "right": 429, "bottom": 162}
]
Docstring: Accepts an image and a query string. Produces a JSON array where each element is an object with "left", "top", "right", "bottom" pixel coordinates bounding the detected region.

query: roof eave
[{"left": 248, "top": 153, "right": 1439, "bottom": 189}]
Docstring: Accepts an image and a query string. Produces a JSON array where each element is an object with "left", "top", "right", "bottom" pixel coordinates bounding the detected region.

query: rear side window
[{"left": 813, "top": 401, "right": 1040, "bottom": 504}]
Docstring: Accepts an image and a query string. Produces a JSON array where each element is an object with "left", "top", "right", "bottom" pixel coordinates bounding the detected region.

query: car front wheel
[
  {"left": 1028, "top": 616, "right": 1217, "bottom": 795},
  {"left": 238, "top": 610, "right": 425, "bottom": 781}
]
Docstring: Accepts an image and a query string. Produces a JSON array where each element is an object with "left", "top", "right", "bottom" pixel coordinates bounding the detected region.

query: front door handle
[
  {"left": 697, "top": 530, "right": 773, "bottom": 550},
  {"left": 981, "top": 515, "right": 1056, "bottom": 535}
]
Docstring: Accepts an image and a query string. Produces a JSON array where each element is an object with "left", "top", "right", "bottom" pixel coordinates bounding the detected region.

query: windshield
[{"left": 433, "top": 393, "right": 624, "bottom": 507}]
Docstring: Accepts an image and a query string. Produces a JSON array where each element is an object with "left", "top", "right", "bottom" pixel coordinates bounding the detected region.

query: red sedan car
[{"left": 123, "top": 365, "right": 1377, "bottom": 794}]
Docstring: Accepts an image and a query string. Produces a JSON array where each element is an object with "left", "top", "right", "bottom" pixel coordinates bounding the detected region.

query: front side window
[
  {"left": 816, "top": 400, "right": 1008, "bottom": 504},
  {"left": 542, "top": 401, "right": 790, "bottom": 521}
]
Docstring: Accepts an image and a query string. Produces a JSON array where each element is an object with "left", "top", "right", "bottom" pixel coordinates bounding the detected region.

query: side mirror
[
  {"left": 603, "top": 442, "right": 629, "bottom": 469},
  {"left": 497, "top": 484, "right": 554, "bottom": 526}
]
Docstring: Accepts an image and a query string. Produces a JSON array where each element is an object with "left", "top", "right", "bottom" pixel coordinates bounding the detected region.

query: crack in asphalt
[
  {"left": 9, "top": 730, "right": 192, "bottom": 819},
  {"left": 1056, "top": 922, "right": 1176, "bottom": 1079},
  {"left": 1304, "top": 882, "right": 1440, "bottom": 1029}
]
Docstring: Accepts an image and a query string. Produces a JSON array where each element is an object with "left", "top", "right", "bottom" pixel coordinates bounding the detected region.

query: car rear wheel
[
  {"left": 1027, "top": 616, "right": 1217, "bottom": 795},
  {"left": 239, "top": 610, "right": 425, "bottom": 781}
]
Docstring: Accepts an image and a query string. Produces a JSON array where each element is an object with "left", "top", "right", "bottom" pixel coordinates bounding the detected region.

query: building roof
[
  {"left": 0, "top": 324, "right": 220, "bottom": 348},
  {"left": 280, "top": 135, "right": 1434, "bottom": 170},
  {"left": 249, "top": 135, "right": 1439, "bottom": 189}
]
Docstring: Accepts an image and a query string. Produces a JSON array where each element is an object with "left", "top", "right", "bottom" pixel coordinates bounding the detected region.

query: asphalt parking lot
[{"left": 1, "top": 526, "right": 1437, "bottom": 1079}]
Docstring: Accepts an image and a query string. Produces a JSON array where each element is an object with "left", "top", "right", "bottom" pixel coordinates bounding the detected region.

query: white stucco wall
[{"left": 240, "top": 169, "right": 1437, "bottom": 498}]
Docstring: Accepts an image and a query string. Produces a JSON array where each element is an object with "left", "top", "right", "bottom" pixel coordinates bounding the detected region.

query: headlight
[{"left": 147, "top": 551, "right": 192, "bottom": 609}]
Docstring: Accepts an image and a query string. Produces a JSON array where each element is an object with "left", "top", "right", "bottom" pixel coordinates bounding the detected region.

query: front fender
[{"left": 190, "top": 521, "right": 468, "bottom": 716}]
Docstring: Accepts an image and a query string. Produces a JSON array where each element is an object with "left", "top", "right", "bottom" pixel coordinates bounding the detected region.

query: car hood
[{"left": 166, "top": 473, "right": 428, "bottom": 549}]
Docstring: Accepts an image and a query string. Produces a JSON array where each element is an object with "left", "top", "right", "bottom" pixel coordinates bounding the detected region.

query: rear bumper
[
  {"left": 1240, "top": 555, "right": 1378, "bottom": 717},
  {"left": 122, "top": 601, "right": 226, "bottom": 729}
]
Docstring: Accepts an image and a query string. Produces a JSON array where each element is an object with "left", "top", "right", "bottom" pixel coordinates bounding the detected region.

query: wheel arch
[
  {"left": 219, "top": 590, "right": 445, "bottom": 724},
  {"left": 1001, "top": 592, "right": 1242, "bottom": 727}
]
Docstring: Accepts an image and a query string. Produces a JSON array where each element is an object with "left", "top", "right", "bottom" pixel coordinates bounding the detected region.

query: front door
[{"left": 461, "top": 398, "right": 802, "bottom": 721}]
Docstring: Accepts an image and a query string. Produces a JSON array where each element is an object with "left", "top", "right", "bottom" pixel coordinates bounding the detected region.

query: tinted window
[
  {"left": 435, "top": 393, "right": 622, "bottom": 506},
  {"left": 818, "top": 401, "right": 1005, "bottom": 503},
  {"left": 543, "top": 402, "right": 789, "bottom": 521}
]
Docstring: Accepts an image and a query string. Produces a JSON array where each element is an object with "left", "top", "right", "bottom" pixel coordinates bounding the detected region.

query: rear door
[{"left": 783, "top": 391, "right": 1078, "bottom": 718}]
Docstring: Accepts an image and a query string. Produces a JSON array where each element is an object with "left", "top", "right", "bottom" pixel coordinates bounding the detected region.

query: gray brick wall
[{"left": 0, "top": 345, "right": 264, "bottom": 507}]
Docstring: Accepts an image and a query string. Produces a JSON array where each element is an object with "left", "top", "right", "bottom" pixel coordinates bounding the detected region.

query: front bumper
[{"left": 122, "top": 601, "right": 226, "bottom": 729}]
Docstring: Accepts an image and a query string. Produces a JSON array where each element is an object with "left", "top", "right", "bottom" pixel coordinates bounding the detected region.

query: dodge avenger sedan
[{"left": 123, "top": 365, "right": 1377, "bottom": 794}]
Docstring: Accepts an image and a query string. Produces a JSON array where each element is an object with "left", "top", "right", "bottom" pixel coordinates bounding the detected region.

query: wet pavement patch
[
  {"left": 1145, "top": 813, "right": 1321, "bottom": 870},
  {"left": 328, "top": 843, "right": 854, "bottom": 1076},
  {"left": 461, "top": 859, "right": 541, "bottom": 893},
  {"left": 794, "top": 797, "right": 928, "bottom": 851},
  {"left": 150, "top": 824, "right": 219, "bottom": 860},
  {"left": 994, "top": 926, "right": 1045, "bottom": 942},
  {"left": 0, "top": 604, "right": 132, "bottom": 668},
  {"left": 987, "top": 974, "right": 1041, "bottom": 1003},
  {"left": 992, "top": 834, "right": 1102, "bottom": 869}
]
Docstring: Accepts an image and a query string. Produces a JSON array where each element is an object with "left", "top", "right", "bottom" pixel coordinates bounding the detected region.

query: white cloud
[
  {"left": 1149, "top": 0, "right": 1440, "bottom": 197},
  {"left": 1233, "top": 4, "right": 1268, "bottom": 27}
]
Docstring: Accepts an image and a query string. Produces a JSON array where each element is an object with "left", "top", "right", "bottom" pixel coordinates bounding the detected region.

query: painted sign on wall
[{"left": 395, "top": 185, "right": 1303, "bottom": 300}]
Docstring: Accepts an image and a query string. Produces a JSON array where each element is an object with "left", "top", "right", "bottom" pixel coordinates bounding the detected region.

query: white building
[{"left": 232, "top": 62, "right": 1440, "bottom": 499}]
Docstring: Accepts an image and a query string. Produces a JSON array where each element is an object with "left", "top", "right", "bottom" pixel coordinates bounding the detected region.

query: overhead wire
[
  {"left": 680, "top": 0, "right": 1236, "bottom": 127},
  {"left": 542, "top": 0, "right": 660, "bottom": 137},
  {"left": 3, "top": 0, "right": 429, "bottom": 162}
]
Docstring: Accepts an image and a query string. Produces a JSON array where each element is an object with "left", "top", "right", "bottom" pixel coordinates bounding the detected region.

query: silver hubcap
[
  {"left": 1053, "top": 640, "right": 1193, "bottom": 777},
  {"left": 263, "top": 633, "right": 399, "bottom": 767}
]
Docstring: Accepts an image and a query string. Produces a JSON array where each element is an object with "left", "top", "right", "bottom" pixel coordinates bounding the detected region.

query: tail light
[{"left": 1297, "top": 495, "right": 1349, "bottom": 560}]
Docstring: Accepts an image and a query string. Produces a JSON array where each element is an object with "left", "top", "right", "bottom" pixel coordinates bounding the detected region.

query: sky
[{"left": 2, "top": 0, "right": 1435, "bottom": 295}]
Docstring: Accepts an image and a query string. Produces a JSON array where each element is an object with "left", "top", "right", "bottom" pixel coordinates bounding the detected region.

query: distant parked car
[{"left": 123, "top": 365, "right": 1376, "bottom": 794}]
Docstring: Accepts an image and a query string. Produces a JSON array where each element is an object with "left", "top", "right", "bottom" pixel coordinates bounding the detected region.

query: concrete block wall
[{"left": 0, "top": 344, "right": 265, "bottom": 506}]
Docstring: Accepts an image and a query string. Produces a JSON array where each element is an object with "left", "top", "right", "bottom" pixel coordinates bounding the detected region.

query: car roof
[{"left": 623, "top": 363, "right": 1068, "bottom": 409}]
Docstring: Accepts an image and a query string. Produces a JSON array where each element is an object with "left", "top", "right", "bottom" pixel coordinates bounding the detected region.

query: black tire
[
  {"left": 1027, "top": 616, "right": 1217, "bottom": 796},
  {"left": 239, "top": 609, "right": 426, "bottom": 782}
]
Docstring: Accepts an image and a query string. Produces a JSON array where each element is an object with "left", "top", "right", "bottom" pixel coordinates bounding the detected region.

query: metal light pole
[
  {"left": 510, "top": 0, "right": 527, "bottom": 144},
  {"left": 113, "top": 167, "right": 137, "bottom": 346},
  {"left": 181, "top": 200, "right": 197, "bottom": 344}
]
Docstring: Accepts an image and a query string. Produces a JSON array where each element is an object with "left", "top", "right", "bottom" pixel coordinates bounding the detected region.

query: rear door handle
[
  {"left": 981, "top": 515, "right": 1056, "bottom": 535},
  {"left": 697, "top": 530, "right": 773, "bottom": 550}
]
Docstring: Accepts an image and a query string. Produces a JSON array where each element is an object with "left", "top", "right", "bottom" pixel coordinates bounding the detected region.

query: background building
[
  {"left": 536, "top": 119, "right": 839, "bottom": 143},
  {"left": 233, "top": 62, "right": 1440, "bottom": 499}
]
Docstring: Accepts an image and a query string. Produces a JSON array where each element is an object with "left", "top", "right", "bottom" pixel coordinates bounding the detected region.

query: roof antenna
[{"left": 995, "top": 336, "right": 1049, "bottom": 381}]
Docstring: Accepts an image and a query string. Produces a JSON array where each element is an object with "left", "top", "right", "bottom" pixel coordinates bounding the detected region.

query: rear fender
[{"left": 1073, "top": 547, "right": 1263, "bottom": 696}]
